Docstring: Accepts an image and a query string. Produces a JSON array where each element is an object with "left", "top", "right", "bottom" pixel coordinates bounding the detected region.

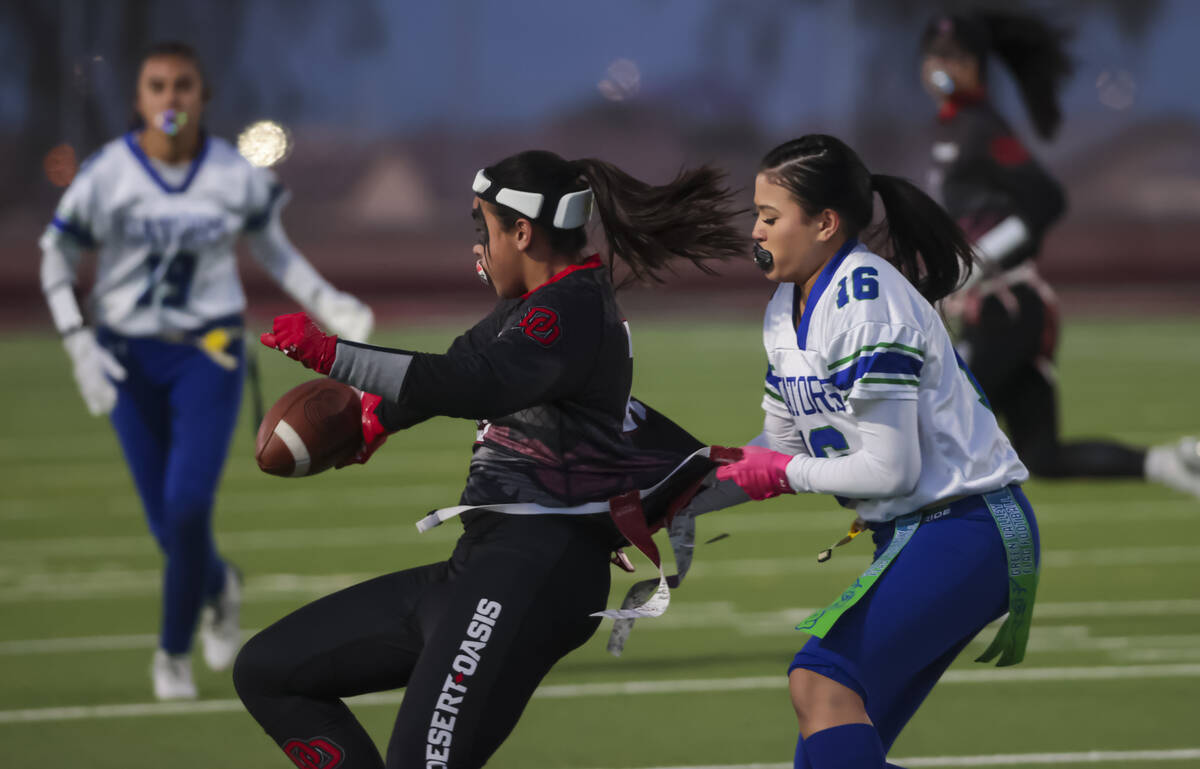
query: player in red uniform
[{"left": 923, "top": 11, "right": 1200, "bottom": 495}]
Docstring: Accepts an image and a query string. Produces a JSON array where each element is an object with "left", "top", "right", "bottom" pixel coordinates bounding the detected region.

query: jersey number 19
[{"left": 135, "top": 252, "right": 197, "bottom": 308}]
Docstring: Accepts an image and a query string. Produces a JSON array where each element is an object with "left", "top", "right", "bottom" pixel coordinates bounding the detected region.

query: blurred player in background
[
  {"left": 715, "top": 135, "right": 1038, "bottom": 768},
  {"left": 38, "top": 41, "right": 373, "bottom": 700},
  {"left": 237, "top": 150, "right": 746, "bottom": 769},
  {"left": 921, "top": 12, "right": 1200, "bottom": 496}
]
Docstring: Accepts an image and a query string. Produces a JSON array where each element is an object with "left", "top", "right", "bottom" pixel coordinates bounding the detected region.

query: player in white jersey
[
  {"left": 715, "top": 135, "right": 1040, "bottom": 768},
  {"left": 39, "top": 42, "right": 373, "bottom": 701}
]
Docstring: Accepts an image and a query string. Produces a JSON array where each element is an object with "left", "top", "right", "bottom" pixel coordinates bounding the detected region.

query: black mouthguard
[{"left": 753, "top": 244, "right": 774, "bottom": 272}]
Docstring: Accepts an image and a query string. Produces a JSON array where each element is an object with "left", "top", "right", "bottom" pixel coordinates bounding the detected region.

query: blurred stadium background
[
  {"left": 2, "top": 0, "right": 1199, "bottom": 320},
  {"left": 1, "top": 1, "right": 1199, "bottom": 767}
]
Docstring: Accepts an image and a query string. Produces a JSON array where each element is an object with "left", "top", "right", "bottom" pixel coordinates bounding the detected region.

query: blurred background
[{"left": 2, "top": 0, "right": 1197, "bottom": 324}]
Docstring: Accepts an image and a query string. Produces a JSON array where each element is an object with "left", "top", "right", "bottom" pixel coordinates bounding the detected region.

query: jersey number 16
[{"left": 835, "top": 267, "right": 879, "bottom": 308}]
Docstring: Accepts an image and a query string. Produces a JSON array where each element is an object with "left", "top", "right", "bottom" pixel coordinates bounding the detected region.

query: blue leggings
[
  {"left": 791, "top": 487, "right": 1039, "bottom": 764},
  {"left": 101, "top": 326, "right": 243, "bottom": 654}
]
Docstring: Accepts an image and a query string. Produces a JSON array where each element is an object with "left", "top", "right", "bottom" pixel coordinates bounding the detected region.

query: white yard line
[
  {"left": 5, "top": 491, "right": 1199, "bottom": 525},
  {"left": 13, "top": 622, "right": 1193, "bottom": 659},
  {"left": 0, "top": 484, "right": 455, "bottom": 521},
  {"left": 0, "top": 632, "right": 159, "bottom": 654},
  {"left": 0, "top": 571, "right": 375, "bottom": 603},
  {"left": 0, "top": 522, "right": 453, "bottom": 558},
  {"left": 5, "top": 545, "right": 1200, "bottom": 603},
  {"left": 573, "top": 748, "right": 1200, "bottom": 769},
  {"left": 3, "top": 597, "right": 1200, "bottom": 655},
  {"left": 1031, "top": 598, "right": 1200, "bottom": 618},
  {"left": 3, "top": 664, "right": 1200, "bottom": 725},
  {"left": 896, "top": 750, "right": 1200, "bottom": 767}
]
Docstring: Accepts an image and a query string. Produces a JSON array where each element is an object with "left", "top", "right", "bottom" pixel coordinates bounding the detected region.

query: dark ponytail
[
  {"left": 869, "top": 174, "right": 974, "bottom": 302},
  {"left": 574, "top": 159, "right": 748, "bottom": 284},
  {"left": 983, "top": 12, "right": 1073, "bottom": 139},
  {"left": 761, "top": 134, "right": 973, "bottom": 303},
  {"left": 922, "top": 12, "right": 1072, "bottom": 139},
  {"left": 479, "top": 150, "right": 748, "bottom": 287}
]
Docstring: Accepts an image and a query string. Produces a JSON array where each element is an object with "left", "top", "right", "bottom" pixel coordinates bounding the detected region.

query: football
[{"left": 255, "top": 379, "right": 362, "bottom": 477}]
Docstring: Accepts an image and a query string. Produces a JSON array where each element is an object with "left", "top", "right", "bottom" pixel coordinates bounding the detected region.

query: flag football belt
[
  {"left": 417, "top": 446, "right": 739, "bottom": 644},
  {"left": 796, "top": 485, "right": 1038, "bottom": 667},
  {"left": 157, "top": 314, "right": 244, "bottom": 371}
]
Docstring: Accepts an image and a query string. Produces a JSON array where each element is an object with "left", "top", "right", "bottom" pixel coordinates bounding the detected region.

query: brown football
[{"left": 255, "top": 379, "right": 362, "bottom": 477}]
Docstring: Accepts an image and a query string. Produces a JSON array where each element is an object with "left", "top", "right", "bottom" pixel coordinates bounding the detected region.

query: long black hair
[
  {"left": 921, "top": 11, "right": 1072, "bottom": 140},
  {"left": 760, "top": 134, "right": 973, "bottom": 302},
  {"left": 478, "top": 150, "right": 748, "bottom": 286}
]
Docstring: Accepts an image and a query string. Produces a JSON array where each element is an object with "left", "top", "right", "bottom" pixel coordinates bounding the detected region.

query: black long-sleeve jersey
[
  {"left": 931, "top": 94, "right": 1066, "bottom": 270},
  {"left": 329, "top": 256, "right": 702, "bottom": 510}
]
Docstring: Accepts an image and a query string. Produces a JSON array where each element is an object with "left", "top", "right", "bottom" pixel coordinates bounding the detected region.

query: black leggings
[
  {"left": 234, "top": 512, "right": 613, "bottom": 769},
  {"left": 961, "top": 283, "right": 1144, "bottom": 478}
]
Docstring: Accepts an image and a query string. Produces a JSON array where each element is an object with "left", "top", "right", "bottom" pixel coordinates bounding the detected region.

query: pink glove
[
  {"left": 261, "top": 312, "right": 338, "bottom": 374},
  {"left": 337, "top": 392, "right": 388, "bottom": 467},
  {"left": 715, "top": 445, "right": 795, "bottom": 500}
]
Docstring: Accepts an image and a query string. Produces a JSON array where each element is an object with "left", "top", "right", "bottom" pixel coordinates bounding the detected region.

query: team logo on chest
[
  {"left": 768, "top": 364, "right": 846, "bottom": 418},
  {"left": 118, "top": 211, "right": 229, "bottom": 251}
]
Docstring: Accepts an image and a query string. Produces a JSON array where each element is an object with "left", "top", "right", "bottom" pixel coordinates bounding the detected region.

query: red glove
[
  {"left": 260, "top": 313, "right": 338, "bottom": 374},
  {"left": 336, "top": 391, "right": 388, "bottom": 467},
  {"left": 715, "top": 445, "right": 795, "bottom": 500}
]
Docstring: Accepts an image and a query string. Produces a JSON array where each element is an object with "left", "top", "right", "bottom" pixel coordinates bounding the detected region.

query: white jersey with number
[
  {"left": 40, "top": 132, "right": 282, "bottom": 336},
  {"left": 761, "top": 240, "right": 1026, "bottom": 522}
]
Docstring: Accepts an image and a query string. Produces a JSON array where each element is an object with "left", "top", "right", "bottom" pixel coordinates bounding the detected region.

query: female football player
[
  {"left": 715, "top": 134, "right": 1039, "bottom": 767},
  {"left": 38, "top": 42, "right": 373, "bottom": 700},
  {"left": 921, "top": 11, "right": 1200, "bottom": 495},
  {"left": 239, "top": 150, "right": 747, "bottom": 768}
]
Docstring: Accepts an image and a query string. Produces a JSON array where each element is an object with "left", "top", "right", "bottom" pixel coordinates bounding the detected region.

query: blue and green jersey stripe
[{"left": 827, "top": 342, "right": 924, "bottom": 372}]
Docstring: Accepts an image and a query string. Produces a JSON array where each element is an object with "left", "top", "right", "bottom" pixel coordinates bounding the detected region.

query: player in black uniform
[
  {"left": 922, "top": 11, "right": 1200, "bottom": 496},
  {"left": 235, "top": 150, "right": 747, "bottom": 769}
]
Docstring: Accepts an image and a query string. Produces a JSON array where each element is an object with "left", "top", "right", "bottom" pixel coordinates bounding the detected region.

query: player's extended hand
[
  {"left": 336, "top": 391, "right": 388, "bottom": 467},
  {"left": 715, "top": 445, "right": 796, "bottom": 500},
  {"left": 313, "top": 289, "right": 374, "bottom": 343},
  {"left": 260, "top": 312, "right": 338, "bottom": 374},
  {"left": 63, "top": 328, "right": 126, "bottom": 416}
]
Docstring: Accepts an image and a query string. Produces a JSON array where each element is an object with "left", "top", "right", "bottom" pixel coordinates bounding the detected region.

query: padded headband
[{"left": 472, "top": 169, "right": 594, "bottom": 230}]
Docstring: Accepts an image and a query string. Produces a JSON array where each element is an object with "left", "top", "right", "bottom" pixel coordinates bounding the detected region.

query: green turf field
[{"left": 2, "top": 316, "right": 1199, "bottom": 768}]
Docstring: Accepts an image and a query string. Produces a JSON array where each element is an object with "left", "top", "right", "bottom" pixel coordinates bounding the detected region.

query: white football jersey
[
  {"left": 761, "top": 241, "right": 1026, "bottom": 522},
  {"left": 41, "top": 132, "right": 281, "bottom": 336}
]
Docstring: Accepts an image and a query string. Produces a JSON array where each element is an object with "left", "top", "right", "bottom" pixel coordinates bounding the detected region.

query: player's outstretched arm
[
  {"left": 245, "top": 190, "right": 373, "bottom": 342},
  {"left": 40, "top": 226, "right": 127, "bottom": 416}
]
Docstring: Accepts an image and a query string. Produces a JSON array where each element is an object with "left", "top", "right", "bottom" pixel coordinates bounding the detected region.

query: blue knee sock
[{"left": 796, "top": 723, "right": 885, "bottom": 769}]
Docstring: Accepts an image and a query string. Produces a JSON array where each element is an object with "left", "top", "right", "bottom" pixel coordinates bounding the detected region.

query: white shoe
[
  {"left": 152, "top": 649, "right": 197, "bottom": 700},
  {"left": 1146, "top": 437, "right": 1200, "bottom": 499},
  {"left": 1177, "top": 437, "right": 1200, "bottom": 473},
  {"left": 200, "top": 564, "right": 242, "bottom": 671}
]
